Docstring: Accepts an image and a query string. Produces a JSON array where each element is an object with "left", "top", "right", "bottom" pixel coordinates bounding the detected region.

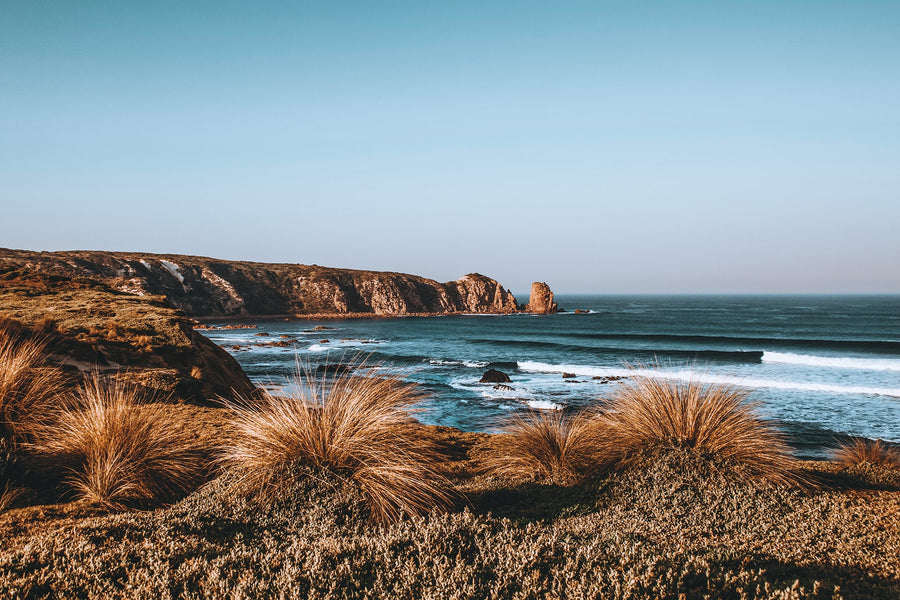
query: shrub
[
  {"left": 0, "top": 326, "right": 64, "bottom": 441},
  {"left": 480, "top": 409, "right": 609, "bottom": 485},
  {"left": 597, "top": 376, "right": 801, "bottom": 486},
  {"left": 29, "top": 375, "right": 201, "bottom": 508},
  {"left": 834, "top": 438, "right": 900, "bottom": 469},
  {"left": 222, "top": 367, "right": 453, "bottom": 523}
]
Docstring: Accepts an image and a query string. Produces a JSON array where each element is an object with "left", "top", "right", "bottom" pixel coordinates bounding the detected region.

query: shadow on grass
[
  {"left": 806, "top": 465, "right": 900, "bottom": 492},
  {"left": 462, "top": 479, "right": 599, "bottom": 522}
]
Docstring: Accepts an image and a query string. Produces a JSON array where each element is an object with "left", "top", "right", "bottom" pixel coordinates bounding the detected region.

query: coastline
[{"left": 191, "top": 310, "right": 524, "bottom": 323}]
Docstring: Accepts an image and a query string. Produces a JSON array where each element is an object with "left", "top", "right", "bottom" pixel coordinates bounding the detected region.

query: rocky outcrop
[
  {"left": 479, "top": 369, "right": 511, "bottom": 383},
  {"left": 0, "top": 272, "right": 253, "bottom": 404},
  {"left": 526, "top": 282, "right": 558, "bottom": 315},
  {"left": 0, "top": 250, "right": 519, "bottom": 317}
]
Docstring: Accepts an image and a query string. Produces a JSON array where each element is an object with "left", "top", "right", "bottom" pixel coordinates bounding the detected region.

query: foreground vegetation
[{"left": 1, "top": 318, "right": 899, "bottom": 599}]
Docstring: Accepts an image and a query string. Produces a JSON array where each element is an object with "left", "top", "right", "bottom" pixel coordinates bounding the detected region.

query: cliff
[
  {"left": 0, "top": 271, "right": 253, "bottom": 404},
  {"left": 0, "top": 249, "right": 519, "bottom": 317}
]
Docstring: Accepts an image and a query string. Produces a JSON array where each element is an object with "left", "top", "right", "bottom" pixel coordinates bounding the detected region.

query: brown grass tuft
[
  {"left": 833, "top": 437, "right": 900, "bottom": 469},
  {"left": 29, "top": 375, "right": 201, "bottom": 508},
  {"left": 222, "top": 367, "right": 453, "bottom": 523},
  {"left": 0, "top": 326, "right": 65, "bottom": 441},
  {"left": 480, "top": 409, "right": 608, "bottom": 485},
  {"left": 597, "top": 376, "right": 801, "bottom": 486},
  {"left": 0, "top": 482, "right": 22, "bottom": 512}
]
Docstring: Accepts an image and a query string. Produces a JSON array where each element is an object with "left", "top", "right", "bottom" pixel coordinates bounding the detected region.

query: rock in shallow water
[{"left": 480, "top": 369, "right": 511, "bottom": 383}]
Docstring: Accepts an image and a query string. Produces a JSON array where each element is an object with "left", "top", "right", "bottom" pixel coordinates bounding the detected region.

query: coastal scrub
[
  {"left": 596, "top": 376, "right": 802, "bottom": 486},
  {"left": 221, "top": 367, "right": 453, "bottom": 523},
  {"left": 29, "top": 375, "right": 202, "bottom": 508}
]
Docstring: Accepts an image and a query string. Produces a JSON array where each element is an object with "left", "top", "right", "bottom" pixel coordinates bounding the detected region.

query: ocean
[{"left": 200, "top": 295, "right": 900, "bottom": 459}]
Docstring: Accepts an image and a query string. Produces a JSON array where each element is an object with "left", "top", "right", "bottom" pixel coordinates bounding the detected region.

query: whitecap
[
  {"left": 517, "top": 361, "right": 900, "bottom": 398},
  {"left": 762, "top": 351, "right": 900, "bottom": 372},
  {"left": 525, "top": 400, "right": 563, "bottom": 410}
]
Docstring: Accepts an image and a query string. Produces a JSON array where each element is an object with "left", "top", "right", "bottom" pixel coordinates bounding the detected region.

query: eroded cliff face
[
  {"left": 0, "top": 249, "right": 519, "bottom": 317},
  {"left": 0, "top": 273, "right": 253, "bottom": 404}
]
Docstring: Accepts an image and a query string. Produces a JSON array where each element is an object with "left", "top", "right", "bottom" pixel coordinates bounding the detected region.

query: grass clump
[
  {"left": 222, "top": 367, "right": 453, "bottom": 523},
  {"left": 833, "top": 437, "right": 900, "bottom": 469},
  {"left": 597, "top": 376, "right": 802, "bottom": 486},
  {"left": 0, "top": 322, "right": 64, "bottom": 442},
  {"left": 29, "top": 375, "right": 201, "bottom": 509},
  {"left": 480, "top": 409, "right": 606, "bottom": 485}
]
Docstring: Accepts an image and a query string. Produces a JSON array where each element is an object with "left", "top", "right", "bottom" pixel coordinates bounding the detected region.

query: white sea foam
[
  {"left": 450, "top": 378, "right": 532, "bottom": 401},
  {"left": 526, "top": 400, "right": 563, "bottom": 410},
  {"left": 428, "top": 358, "right": 489, "bottom": 368},
  {"left": 308, "top": 344, "right": 328, "bottom": 352},
  {"left": 517, "top": 361, "right": 900, "bottom": 398},
  {"left": 762, "top": 351, "right": 900, "bottom": 372}
]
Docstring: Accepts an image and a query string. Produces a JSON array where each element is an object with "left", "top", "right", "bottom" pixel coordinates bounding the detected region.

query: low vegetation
[
  {"left": 480, "top": 408, "right": 605, "bottom": 485},
  {"left": 222, "top": 367, "right": 453, "bottom": 523},
  {"left": 0, "top": 320, "right": 65, "bottom": 442},
  {"left": 29, "top": 375, "right": 202, "bottom": 508},
  {"left": 483, "top": 375, "right": 804, "bottom": 488},
  {"left": 595, "top": 376, "right": 803, "bottom": 486},
  {"left": 1, "top": 436, "right": 899, "bottom": 599},
  {"left": 834, "top": 437, "right": 900, "bottom": 469},
  {"left": 0, "top": 337, "right": 898, "bottom": 597}
]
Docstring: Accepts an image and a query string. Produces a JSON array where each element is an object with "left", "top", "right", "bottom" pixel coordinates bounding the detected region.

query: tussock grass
[
  {"left": 29, "top": 375, "right": 201, "bottom": 508},
  {"left": 834, "top": 438, "right": 900, "bottom": 469},
  {"left": 480, "top": 409, "right": 608, "bottom": 485},
  {"left": 222, "top": 367, "right": 453, "bottom": 523},
  {"left": 0, "top": 324, "right": 64, "bottom": 441},
  {"left": 0, "top": 484, "right": 21, "bottom": 513},
  {"left": 597, "top": 376, "right": 802, "bottom": 486}
]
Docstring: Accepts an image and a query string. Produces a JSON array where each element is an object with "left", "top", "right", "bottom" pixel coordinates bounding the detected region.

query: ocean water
[{"left": 200, "top": 295, "right": 900, "bottom": 458}]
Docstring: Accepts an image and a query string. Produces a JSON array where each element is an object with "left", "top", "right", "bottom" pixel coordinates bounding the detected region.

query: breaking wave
[
  {"left": 762, "top": 351, "right": 900, "bottom": 372},
  {"left": 517, "top": 361, "right": 900, "bottom": 398}
]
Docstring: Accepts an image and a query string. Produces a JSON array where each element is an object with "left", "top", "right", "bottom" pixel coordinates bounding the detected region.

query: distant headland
[{"left": 0, "top": 248, "right": 557, "bottom": 318}]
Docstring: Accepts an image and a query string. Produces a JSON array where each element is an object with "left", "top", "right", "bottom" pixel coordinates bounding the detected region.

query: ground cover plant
[
  {"left": 1, "top": 426, "right": 898, "bottom": 599},
  {"left": 222, "top": 366, "right": 454, "bottom": 523}
]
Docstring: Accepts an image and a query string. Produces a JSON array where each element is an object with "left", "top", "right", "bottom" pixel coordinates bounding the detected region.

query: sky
[{"left": 1, "top": 1, "right": 898, "bottom": 294}]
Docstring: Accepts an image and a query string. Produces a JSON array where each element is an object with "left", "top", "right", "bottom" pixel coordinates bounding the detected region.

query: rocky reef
[{"left": 0, "top": 249, "right": 519, "bottom": 317}]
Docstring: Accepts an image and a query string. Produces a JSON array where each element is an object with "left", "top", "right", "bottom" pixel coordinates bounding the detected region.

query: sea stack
[{"left": 526, "top": 281, "right": 558, "bottom": 314}]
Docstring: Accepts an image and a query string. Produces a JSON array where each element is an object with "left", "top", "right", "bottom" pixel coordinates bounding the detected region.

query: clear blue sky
[{"left": 1, "top": 1, "right": 898, "bottom": 293}]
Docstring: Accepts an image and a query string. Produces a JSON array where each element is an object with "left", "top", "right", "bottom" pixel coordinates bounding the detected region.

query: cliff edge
[{"left": 0, "top": 249, "right": 518, "bottom": 317}]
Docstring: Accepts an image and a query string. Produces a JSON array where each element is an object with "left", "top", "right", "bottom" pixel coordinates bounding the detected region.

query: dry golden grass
[
  {"left": 834, "top": 437, "right": 900, "bottom": 469},
  {"left": 597, "top": 376, "right": 802, "bottom": 486},
  {"left": 29, "top": 375, "right": 201, "bottom": 509},
  {"left": 480, "top": 409, "right": 608, "bottom": 485},
  {"left": 0, "top": 483, "right": 22, "bottom": 513},
  {"left": 0, "top": 325, "right": 65, "bottom": 441},
  {"left": 222, "top": 367, "right": 453, "bottom": 523}
]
